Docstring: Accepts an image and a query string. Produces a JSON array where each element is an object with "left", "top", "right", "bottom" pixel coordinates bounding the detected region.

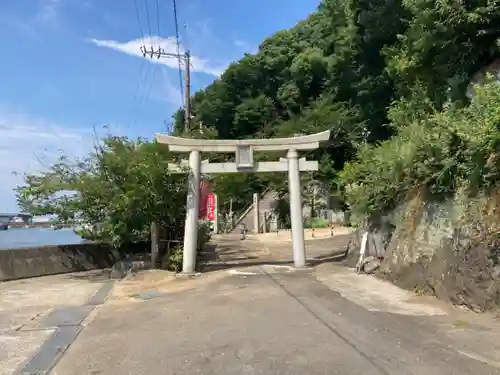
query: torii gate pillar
[
  {"left": 182, "top": 150, "right": 201, "bottom": 274},
  {"left": 287, "top": 149, "right": 306, "bottom": 268},
  {"left": 156, "top": 131, "right": 331, "bottom": 274}
]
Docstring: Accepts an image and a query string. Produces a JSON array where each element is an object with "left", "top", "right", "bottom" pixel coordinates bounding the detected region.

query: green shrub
[
  {"left": 305, "top": 217, "right": 330, "bottom": 228},
  {"left": 197, "top": 220, "right": 212, "bottom": 250},
  {"left": 163, "top": 221, "right": 213, "bottom": 273},
  {"left": 340, "top": 79, "right": 500, "bottom": 222},
  {"left": 164, "top": 245, "right": 183, "bottom": 272}
]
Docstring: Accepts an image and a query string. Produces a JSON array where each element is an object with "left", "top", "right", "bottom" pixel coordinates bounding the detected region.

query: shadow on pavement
[
  {"left": 198, "top": 235, "right": 352, "bottom": 273},
  {"left": 65, "top": 269, "right": 113, "bottom": 282}
]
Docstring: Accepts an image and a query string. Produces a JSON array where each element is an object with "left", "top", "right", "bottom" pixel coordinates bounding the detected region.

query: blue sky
[{"left": 0, "top": 0, "right": 320, "bottom": 212}]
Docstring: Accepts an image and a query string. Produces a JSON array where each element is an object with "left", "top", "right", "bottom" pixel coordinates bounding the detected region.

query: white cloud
[
  {"left": 88, "top": 36, "right": 227, "bottom": 77},
  {"left": 0, "top": 107, "right": 120, "bottom": 213}
]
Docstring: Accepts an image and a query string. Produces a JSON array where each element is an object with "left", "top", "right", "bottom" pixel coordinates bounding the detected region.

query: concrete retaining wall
[{"left": 0, "top": 242, "right": 149, "bottom": 282}]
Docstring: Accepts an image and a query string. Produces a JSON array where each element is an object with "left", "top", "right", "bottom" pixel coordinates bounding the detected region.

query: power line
[
  {"left": 141, "top": 46, "right": 191, "bottom": 131},
  {"left": 129, "top": 58, "right": 147, "bottom": 124},
  {"left": 156, "top": 0, "right": 161, "bottom": 47},
  {"left": 133, "top": 0, "right": 146, "bottom": 47},
  {"left": 143, "top": 62, "right": 160, "bottom": 111},
  {"left": 129, "top": 60, "right": 153, "bottom": 129},
  {"left": 137, "top": 61, "right": 153, "bottom": 108},
  {"left": 144, "top": 0, "right": 153, "bottom": 46},
  {"left": 129, "top": 0, "right": 150, "bottom": 129},
  {"left": 137, "top": 0, "right": 191, "bottom": 132},
  {"left": 171, "top": 0, "right": 184, "bottom": 103}
]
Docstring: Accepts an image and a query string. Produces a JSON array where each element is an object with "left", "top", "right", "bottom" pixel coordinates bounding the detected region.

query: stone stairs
[{"left": 231, "top": 190, "right": 279, "bottom": 233}]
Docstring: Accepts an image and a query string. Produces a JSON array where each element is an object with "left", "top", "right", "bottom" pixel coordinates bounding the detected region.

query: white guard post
[
  {"left": 253, "top": 193, "right": 259, "bottom": 234},
  {"left": 157, "top": 131, "right": 331, "bottom": 274},
  {"left": 356, "top": 231, "right": 369, "bottom": 274}
]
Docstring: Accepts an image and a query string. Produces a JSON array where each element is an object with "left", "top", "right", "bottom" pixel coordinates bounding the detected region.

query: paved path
[
  {"left": 0, "top": 270, "right": 113, "bottom": 375},
  {"left": 50, "top": 264, "right": 500, "bottom": 375},
  {"left": 8, "top": 234, "right": 500, "bottom": 374},
  {"left": 200, "top": 233, "right": 353, "bottom": 272}
]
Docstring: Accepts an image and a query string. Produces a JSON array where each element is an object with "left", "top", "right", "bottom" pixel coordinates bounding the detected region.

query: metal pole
[
  {"left": 287, "top": 149, "right": 307, "bottom": 267},
  {"left": 184, "top": 51, "right": 191, "bottom": 133},
  {"left": 182, "top": 150, "right": 201, "bottom": 274}
]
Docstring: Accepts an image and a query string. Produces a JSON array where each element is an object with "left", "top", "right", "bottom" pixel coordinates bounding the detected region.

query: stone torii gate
[{"left": 156, "top": 131, "right": 331, "bottom": 274}]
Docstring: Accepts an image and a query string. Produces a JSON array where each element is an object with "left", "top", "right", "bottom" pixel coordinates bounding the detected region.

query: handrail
[
  {"left": 229, "top": 187, "right": 270, "bottom": 232},
  {"left": 259, "top": 211, "right": 274, "bottom": 232}
]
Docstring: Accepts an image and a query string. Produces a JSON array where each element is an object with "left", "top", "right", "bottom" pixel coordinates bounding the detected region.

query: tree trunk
[{"left": 150, "top": 221, "right": 159, "bottom": 268}]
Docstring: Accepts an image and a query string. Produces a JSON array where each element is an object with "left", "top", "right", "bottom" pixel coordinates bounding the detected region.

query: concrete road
[
  {"left": 0, "top": 271, "right": 111, "bottom": 375},
  {"left": 50, "top": 265, "right": 500, "bottom": 375}
]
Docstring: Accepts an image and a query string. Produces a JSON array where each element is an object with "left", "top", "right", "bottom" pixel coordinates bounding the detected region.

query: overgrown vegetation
[
  {"left": 342, "top": 80, "right": 500, "bottom": 222},
  {"left": 305, "top": 217, "right": 330, "bottom": 229},
  {"left": 14, "top": 1, "right": 500, "bottom": 267},
  {"left": 169, "top": 0, "right": 500, "bottom": 220},
  {"left": 165, "top": 221, "right": 213, "bottom": 272},
  {"left": 15, "top": 136, "right": 186, "bottom": 247},
  {"left": 14, "top": 129, "right": 217, "bottom": 272}
]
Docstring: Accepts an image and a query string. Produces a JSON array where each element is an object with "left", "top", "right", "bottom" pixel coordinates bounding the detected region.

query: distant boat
[{"left": 0, "top": 223, "right": 8, "bottom": 231}]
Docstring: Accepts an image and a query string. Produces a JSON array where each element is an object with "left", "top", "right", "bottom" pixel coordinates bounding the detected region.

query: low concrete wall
[{"left": 0, "top": 242, "right": 150, "bottom": 282}]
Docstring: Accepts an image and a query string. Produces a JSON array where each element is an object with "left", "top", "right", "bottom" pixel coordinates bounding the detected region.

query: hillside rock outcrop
[{"left": 353, "top": 189, "right": 500, "bottom": 312}]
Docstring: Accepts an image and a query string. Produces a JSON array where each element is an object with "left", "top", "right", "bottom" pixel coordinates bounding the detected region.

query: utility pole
[
  {"left": 184, "top": 51, "right": 191, "bottom": 132},
  {"left": 141, "top": 46, "right": 192, "bottom": 266},
  {"left": 140, "top": 46, "right": 191, "bottom": 132}
]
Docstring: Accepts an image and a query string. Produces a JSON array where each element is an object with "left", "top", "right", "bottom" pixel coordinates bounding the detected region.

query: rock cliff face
[{"left": 362, "top": 189, "right": 500, "bottom": 312}]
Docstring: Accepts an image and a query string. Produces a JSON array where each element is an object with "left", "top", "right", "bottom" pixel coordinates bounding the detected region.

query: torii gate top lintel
[{"left": 155, "top": 130, "right": 331, "bottom": 153}]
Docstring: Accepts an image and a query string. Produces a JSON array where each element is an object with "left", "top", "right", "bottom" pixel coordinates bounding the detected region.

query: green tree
[
  {"left": 16, "top": 136, "right": 186, "bottom": 247},
  {"left": 167, "top": 0, "right": 500, "bottom": 216},
  {"left": 385, "top": 0, "right": 500, "bottom": 107},
  {"left": 341, "top": 80, "right": 500, "bottom": 221}
]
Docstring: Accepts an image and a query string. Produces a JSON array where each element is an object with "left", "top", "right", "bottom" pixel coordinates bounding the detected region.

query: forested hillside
[
  {"left": 173, "top": 0, "right": 500, "bottom": 219},
  {"left": 14, "top": 0, "right": 500, "bottom": 255}
]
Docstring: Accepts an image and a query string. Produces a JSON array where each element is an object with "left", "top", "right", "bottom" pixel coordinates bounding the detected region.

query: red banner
[
  {"left": 199, "top": 180, "right": 211, "bottom": 219},
  {"left": 206, "top": 193, "right": 216, "bottom": 221}
]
